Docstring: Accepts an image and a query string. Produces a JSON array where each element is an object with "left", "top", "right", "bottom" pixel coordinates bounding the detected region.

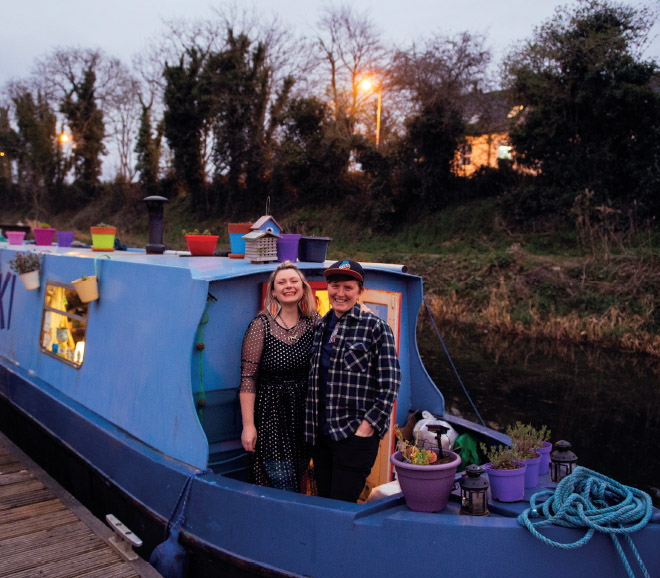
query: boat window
[{"left": 39, "top": 281, "right": 89, "bottom": 368}]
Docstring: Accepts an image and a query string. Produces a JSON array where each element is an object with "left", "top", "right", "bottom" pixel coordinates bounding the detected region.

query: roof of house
[{"left": 462, "top": 90, "right": 523, "bottom": 135}]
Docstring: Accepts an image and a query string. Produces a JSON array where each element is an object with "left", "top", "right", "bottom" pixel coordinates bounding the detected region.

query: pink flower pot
[
  {"left": 34, "top": 228, "right": 55, "bottom": 246},
  {"left": 6, "top": 231, "right": 25, "bottom": 245}
]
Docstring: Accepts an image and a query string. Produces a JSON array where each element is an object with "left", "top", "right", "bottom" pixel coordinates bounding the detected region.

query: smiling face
[
  {"left": 327, "top": 279, "right": 363, "bottom": 317},
  {"left": 272, "top": 268, "right": 304, "bottom": 306}
]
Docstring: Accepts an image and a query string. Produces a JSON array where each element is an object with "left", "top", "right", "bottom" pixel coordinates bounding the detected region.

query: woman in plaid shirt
[{"left": 306, "top": 260, "right": 401, "bottom": 502}]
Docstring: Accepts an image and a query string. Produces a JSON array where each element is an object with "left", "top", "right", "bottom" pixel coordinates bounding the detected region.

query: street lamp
[{"left": 358, "top": 77, "right": 382, "bottom": 148}]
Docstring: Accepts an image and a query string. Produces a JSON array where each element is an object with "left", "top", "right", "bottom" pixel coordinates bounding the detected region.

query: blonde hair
[{"left": 262, "top": 261, "right": 317, "bottom": 318}]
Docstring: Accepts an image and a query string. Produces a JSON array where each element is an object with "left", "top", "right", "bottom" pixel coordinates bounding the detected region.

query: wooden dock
[{"left": 0, "top": 431, "right": 162, "bottom": 578}]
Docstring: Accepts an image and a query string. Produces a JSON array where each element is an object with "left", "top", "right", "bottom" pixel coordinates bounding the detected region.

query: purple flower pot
[
  {"left": 56, "top": 231, "right": 75, "bottom": 247},
  {"left": 34, "top": 228, "right": 55, "bottom": 246},
  {"left": 537, "top": 441, "right": 552, "bottom": 476},
  {"left": 484, "top": 462, "right": 527, "bottom": 502},
  {"left": 523, "top": 453, "right": 542, "bottom": 488},
  {"left": 390, "top": 450, "right": 461, "bottom": 512},
  {"left": 276, "top": 234, "right": 301, "bottom": 263}
]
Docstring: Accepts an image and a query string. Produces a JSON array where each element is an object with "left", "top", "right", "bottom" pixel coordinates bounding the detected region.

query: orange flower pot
[{"left": 90, "top": 226, "right": 116, "bottom": 252}]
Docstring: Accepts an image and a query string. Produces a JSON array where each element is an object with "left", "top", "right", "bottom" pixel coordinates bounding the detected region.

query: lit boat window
[{"left": 40, "top": 282, "right": 89, "bottom": 368}]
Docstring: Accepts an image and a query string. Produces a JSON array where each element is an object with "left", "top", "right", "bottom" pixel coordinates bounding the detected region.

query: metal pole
[{"left": 376, "top": 91, "right": 382, "bottom": 148}]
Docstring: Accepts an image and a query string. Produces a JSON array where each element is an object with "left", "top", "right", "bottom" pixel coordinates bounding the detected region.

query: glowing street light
[
  {"left": 358, "top": 76, "right": 382, "bottom": 148},
  {"left": 59, "top": 133, "right": 71, "bottom": 144}
]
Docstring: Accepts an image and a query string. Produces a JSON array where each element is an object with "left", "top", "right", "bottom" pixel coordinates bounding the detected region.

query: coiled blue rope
[
  {"left": 422, "top": 296, "right": 486, "bottom": 427},
  {"left": 518, "top": 466, "right": 652, "bottom": 578}
]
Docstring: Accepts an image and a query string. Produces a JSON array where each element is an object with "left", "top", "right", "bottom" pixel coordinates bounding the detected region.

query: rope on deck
[{"left": 518, "top": 466, "right": 652, "bottom": 578}]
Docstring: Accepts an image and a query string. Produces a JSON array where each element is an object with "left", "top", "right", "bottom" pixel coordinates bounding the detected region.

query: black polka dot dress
[{"left": 240, "top": 314, "right": 314, "bottom": 491}]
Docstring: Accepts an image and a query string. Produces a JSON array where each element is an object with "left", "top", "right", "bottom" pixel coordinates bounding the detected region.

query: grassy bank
[
  {"left": 19, "top": 194, "right": 660, "bottom": 356},
  {"left": 310, "top": 198, "right": 660, "bottom": 357}
]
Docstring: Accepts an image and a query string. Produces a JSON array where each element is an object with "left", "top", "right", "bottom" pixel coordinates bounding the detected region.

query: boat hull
[{"left": 2, "top": 360, "right": 659, "bottom": 578}]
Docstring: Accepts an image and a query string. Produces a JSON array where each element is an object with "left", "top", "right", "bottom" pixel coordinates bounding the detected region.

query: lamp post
[{"left": 358, "top": 77, "right": 382, "bottom": 148}]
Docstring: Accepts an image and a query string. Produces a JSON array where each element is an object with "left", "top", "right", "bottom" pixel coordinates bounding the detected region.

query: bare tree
[
  {"left": 314, "top": 4, "right": 388, "bottom": 138},
  {"left": 105, "top": 65, "right": 141, "bottom": 182},
  {"left": 392, "top": 31, "right": 492, "bottom": 116},
  {"left": 31, "top": 48, "right": 132, "bottom": 188},
  {"left": 34, "top": 47, "right": 125, "bottom": 111}
]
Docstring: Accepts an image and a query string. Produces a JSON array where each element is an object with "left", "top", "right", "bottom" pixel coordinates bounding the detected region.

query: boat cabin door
[{"left": 358, "top": 289, "right": 401, "bottom": 500}]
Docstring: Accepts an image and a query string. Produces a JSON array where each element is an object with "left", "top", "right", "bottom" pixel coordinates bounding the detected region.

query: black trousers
[{"left": 311, "top": 433, "right": 380, "bottom": 502}]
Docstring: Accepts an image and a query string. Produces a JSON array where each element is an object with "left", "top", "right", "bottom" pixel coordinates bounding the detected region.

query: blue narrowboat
[{"left": 0, "top": 240, "right": 658, "bottom": 578}]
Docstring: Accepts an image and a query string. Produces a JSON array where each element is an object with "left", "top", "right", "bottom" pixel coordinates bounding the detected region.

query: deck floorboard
[{"left": 0, "top": 433, "right": 161, "bottom": 578}]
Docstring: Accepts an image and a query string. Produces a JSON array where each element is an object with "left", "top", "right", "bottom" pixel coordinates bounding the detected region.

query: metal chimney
[{"left": 143, "top": 195, "right": 168, "bottom": 254}]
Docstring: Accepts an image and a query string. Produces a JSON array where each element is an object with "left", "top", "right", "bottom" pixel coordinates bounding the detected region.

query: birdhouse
[
  {"left": 251, "top": 215, "right": 282, "bottom": 236},
  {"left": 243, "top": 229, "right": 280, "bottom": 263}
]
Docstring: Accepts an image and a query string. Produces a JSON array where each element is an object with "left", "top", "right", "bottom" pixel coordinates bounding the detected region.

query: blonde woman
[{"left": 239, "top": 261, "right": 318, "bottom": 492}]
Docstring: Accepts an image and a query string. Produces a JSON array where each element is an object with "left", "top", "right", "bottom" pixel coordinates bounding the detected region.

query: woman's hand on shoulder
[
  {"left": 359, "top": 303, "right": 373, "bottom": 315},
  {"left": 241, "top": 425, "right": 258, "bottom": 452}
]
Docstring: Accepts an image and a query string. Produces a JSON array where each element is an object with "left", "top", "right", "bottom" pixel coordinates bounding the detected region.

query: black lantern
[
  {"left": 143, "top": 195, "right": 168, "bottom": 254},
  {"left": 460, "top": 464, "right": 489, "bottom": 516},
  {"left": 550, "top": 440, "right": 578, "bottom": 483}
]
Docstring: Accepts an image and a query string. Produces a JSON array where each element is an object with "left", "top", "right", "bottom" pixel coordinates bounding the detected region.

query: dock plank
[{"left": 0, "top": 433, "right": 161, "bottom": 578}]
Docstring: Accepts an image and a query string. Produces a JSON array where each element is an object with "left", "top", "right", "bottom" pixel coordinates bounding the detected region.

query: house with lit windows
[{"left": 453, "top": 90, "right": 524, "bottom": 177}]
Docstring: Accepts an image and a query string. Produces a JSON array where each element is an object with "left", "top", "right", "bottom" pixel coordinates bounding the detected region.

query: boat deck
[{"left": 0, "top": 431, "right": 161, "bottom": 578}]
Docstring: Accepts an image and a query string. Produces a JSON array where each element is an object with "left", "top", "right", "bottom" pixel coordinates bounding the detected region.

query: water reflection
[{"left": 417, "top": 319, "right": 660, "bottom": 506}]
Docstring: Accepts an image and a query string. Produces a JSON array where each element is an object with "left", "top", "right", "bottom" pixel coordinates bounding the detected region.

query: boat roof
[{"left": 1, "top": 244, "right": 410, "bottom": 282}]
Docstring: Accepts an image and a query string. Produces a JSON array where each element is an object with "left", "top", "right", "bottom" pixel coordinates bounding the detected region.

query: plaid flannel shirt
[{"left": 305, "top": 303, "right": 401, "bottom": 444}]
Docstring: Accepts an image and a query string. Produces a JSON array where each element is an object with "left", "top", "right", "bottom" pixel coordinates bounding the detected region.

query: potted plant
[
  {"left": 72, "top": 275, "right": 99, "bottom": 303},
  {"left": 535, "top": 426, "right": 553, "bottom": 475},
  {"left": 182, "top": 229, "right": 219, "bottom": 257},
  {"left": 90, "top": 223, "right": 116, "bottom": 252},
  {"left": 9, "top": 251, "right": 41, "bottom": 290},
  {"left": 34, "top": 222, "right": 56, "bottom": 246},
  {"left": 480, "top": 443, "right": 527, "bottom": 502},
  {"left": 506, "top": 422, "right": 550, "bottom": 488},
  {"left": 390, "top": 429, "right": 461, "bottom": 512}
]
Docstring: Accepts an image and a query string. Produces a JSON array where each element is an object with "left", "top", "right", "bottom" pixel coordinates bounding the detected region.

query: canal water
[{"left": 416, "top": 318, "right": 660, "bottom": 506}]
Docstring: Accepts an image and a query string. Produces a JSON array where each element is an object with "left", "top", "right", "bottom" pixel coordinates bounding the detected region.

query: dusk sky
[{"left": 2, "top": 0, "right": 660, "bottom": 89}]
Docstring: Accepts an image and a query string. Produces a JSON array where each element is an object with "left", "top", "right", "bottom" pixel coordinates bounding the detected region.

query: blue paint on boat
[{"left": 0, "top": 243, "right": 657, "bottom": 578}]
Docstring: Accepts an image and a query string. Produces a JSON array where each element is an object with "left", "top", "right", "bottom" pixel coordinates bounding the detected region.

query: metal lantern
[
  {"left": 550, "top": 440, "right": 578, "bottom": 482},
  {"left": 460, "top": 464, "right": 489, "bottom": 516}
]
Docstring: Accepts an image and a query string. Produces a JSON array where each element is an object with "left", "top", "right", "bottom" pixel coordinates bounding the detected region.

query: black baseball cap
[{"left": 324, "top": 260, "right": 364, "bottom": 283}]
